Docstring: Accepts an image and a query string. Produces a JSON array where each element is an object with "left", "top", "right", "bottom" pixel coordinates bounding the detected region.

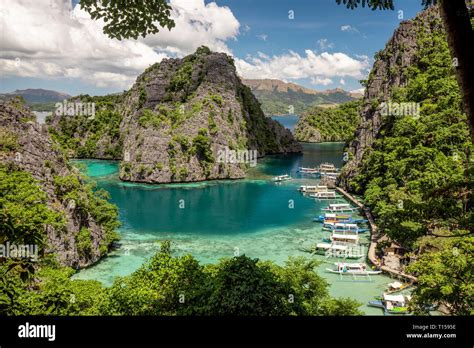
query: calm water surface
[
  {"left": 270, "top": 115, "right": 299, "bottom": 132},
  {"left": 73, "top": 143, "right": 393, "bottom": 314},
  {"left": 33, "top": 111, "right": 52, "bottom": 124}
]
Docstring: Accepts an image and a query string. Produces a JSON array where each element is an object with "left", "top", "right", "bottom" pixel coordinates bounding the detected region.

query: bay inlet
[{"left": 72, "top": 142, "right": 394, "bottom": 314}]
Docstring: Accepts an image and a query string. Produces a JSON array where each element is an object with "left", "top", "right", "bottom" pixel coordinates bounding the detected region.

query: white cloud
[
  {"left": 341, "top": 25, "right": 359, "bottom": 33},
  {"left": 0, "top": 1, "right": 371, "bottom": 93},
  {"left": 0, "top": 0, "right": 240, "bottom": 89},
  {"left": 340, "top": 78, "right": 346, "bottom": 85},
  {"left": 351, "top": 87, "right": 365, "bottom": 94},
  {"left": 310, "top": 77, "right": 333, "bottom": 86},
  {"left": 142, "top": 0, "right": 240, "bottom": 56},
  {"left": 257, "top": 51, "right": 270, "bottom": 60},
  {"left": 317, "top": 38, "right": 334, "bottom": 51},
  {"left": 256, "top": 34, "right": 268, "bottom": 41},
  {"left": 235, "top": 50, "right": 369, "bottom": 82}
]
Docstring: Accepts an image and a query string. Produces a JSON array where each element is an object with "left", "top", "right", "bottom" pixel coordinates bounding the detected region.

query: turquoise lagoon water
[
  {"left": 73, "top": 143, "right": 393, "bottom": 315},
  {"left": 270, "top": 115, "right": 299, "bottom": 132}
]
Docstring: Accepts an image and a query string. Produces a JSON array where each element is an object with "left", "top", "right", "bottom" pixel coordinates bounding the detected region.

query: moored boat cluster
[{"left": 312, "top": 205, "right": 368, "bottom": 260}]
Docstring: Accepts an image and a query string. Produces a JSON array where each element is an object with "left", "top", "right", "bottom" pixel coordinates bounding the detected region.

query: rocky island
[{"left": 48, "top": 46, "right": 302, "bottom": 184}]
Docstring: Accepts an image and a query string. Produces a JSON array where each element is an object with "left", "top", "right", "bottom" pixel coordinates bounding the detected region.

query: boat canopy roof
[
  {"left": 325, "top": 213, "right": 337, "bottom": 218},
  {"left": 335, "top": 262, "right": 365, "bottom": 267},
  {"left": 316, "top": 243, "right": 347, "bottom": 250},
  {"left": 389, "top": 281, "right": 403, "bottom": 289},
  {"left": 331, "top": 244, "right": 347, "bottom": 250},
  {"left": 335, "top": 223, "right": 358, "bottom": 228},
  {"left": 332, "top": 233, "right": 358, "bottom": 240},
  {"left": 329, "top": 203, "right": 350, "bottom": 208},
  {"left": 317, "top": 192, "right": 335, "bottom": 196},
  {"left": 383, "top": 294, "right": 405, "bottom": 302},
  {"left": 320, "top": 163, "right": 336, "bottom": 168}
]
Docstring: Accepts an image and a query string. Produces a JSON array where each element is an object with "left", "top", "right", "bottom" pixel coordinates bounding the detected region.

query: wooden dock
[{"left": 336, "top": 187, "right": 417, "bottom": 283}]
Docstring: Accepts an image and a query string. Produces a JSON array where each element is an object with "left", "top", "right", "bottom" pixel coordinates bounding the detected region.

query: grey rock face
[
  {"left": 118, "top": 48, "right": 301, "bottom": 183},
  {"left": 339, "top": 8, "right": 439, "bottom": 189},
  {"left": 0, "top": 99, "right": 112, "bottom": 268}
]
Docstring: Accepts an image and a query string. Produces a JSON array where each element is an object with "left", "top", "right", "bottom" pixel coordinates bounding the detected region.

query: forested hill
[
  {"left": 243, "top": 79, "right": 358, "bottom": 115},
  {"left": 340, "top": 6, "right": 473, "bottom": 314},
  {"left": 294, "top": 100, "right": 361, "bottom": 143},
  {"left": 0, "top": 89, "right": 71, "bottom": 111}
]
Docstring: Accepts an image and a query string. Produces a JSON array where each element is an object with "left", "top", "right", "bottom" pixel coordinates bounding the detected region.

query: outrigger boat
[
  {"left": 321, "top": 220, "right": 339, "bottom": 229},
  {"left": 323, "top": 222, "right": 369, "bottom": 233},
  {"left": 298, "top": 167, "right": 319, "bottom": 174},
  {"left": 314, "top": 213, "right": 367, "bottom": 223},
  {"left": 313, "top": 217, "right": 349, "bottom": 223},
  {"left": 318, "top": 162, "right": 339, "bottom": 173},
  {"left": 323, "top": 203, "right": 357, "bottom": 213},
  {"left": 310, "top": 191, "right": 337, "bottom": 199},
  {"left": 368, "top": 293, "right": 411, "bottom": 315},
  {"left": 299, "top": 185, "right": 327, "bottom": 193},
  {"left": 385, "top": 281, "right": 414, "bottom": 294},
  {"left": 321, "top": 172, "right": 339, "bottom": 179},
  {"left": 312, "top": 242, "right": 364, "bottom": 259},
  {"left": 326, "top": 262, "right": 382, "bottom": 275},
  {"left": 273, "top": 174, "right": 291, "bottom": 182},
  {"left": 325, "top": 230, "right": 360, "bottom": 244}
]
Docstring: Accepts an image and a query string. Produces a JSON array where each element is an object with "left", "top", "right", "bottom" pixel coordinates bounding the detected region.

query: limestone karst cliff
[
  {"left": 0, "top": 98, "right": 118, "bottom": 268},
  {"left": 339, "top": 7, "right": 442, "bottom": 188},
  {"left": 119, "top": 47, "right": 301, "bottom": 183},
  {"left": 48, "top": 47, "right": 302, "bottom": 184}
]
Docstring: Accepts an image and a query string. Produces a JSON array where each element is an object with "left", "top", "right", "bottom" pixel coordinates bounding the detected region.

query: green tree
[
  {"left": 79, "top": 0, "right": 175, "bottom": 40},
  {"left": 0, "top": 165, "right": 65, "bottom": 248},
  {"left": 106, "top": 243, "right": 361, "bottom": 316},
  {"left": 265, "top": 257, "right": 362, "bottom": 315},
  {"left": 206, "top": 256, "right": 293, "bottom": 315},
  {"left": 0, "top": 259, "right": 107, "bottom": 316},
  {"left": 1, "top": 241, "right": 361, "bottom": 316},
  {"left": 192, "top": 129, "right": 214, "bottom": 164},
  {"left": 406, "top": 237, "right": 474, "bottom": 315},
  {"left": 106, "top": 241, "right": 210, "bottom": 315}
]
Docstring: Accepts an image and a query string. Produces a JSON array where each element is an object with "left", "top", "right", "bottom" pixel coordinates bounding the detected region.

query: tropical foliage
[
  {"left": 53, "top": 173, "right": 120, "bottom": 254},
  {"left": 407, "top": 236, "right": 473, "bottom": 315},
  {"left": 347, "top": 11, "right": 473, "bottom": 314},
  {"left": 0, "top": 242, "right": 361, "bottom": 316},
  {"left": 79, "top": 0, "right": 175, "bottom": 40},
  {"left": 295, "top": 101, "right": 361, "bottom": 142},
  {"left": 0, "top": 164, "right": 65, "bottom": 249},
  {"left": 47, "top": 94, "right": 124, "bottom": 159}
]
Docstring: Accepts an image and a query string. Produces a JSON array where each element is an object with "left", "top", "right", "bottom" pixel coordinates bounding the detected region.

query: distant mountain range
[
  {"left": 242, "top": 79, "right": 362, "bottom": 116},
  {"left": 0, "top": 82, "right": 364, "bottom": 116},
  {"left": 0, "top": 88, "right": 71, "bottom": 111}
]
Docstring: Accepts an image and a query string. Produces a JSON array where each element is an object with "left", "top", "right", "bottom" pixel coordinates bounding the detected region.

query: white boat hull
[
  {"left": 323, "top": 208, "right": 356, "bottom": 213},
  {"left": 326, "top": 269, "right": 382, "bottom": 275}
]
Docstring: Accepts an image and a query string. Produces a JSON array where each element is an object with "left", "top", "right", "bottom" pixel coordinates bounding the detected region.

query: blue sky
[
  {"left": 221, "top": 0, "right": 421, "bottom": 57},
  {"left": 0, "top": 0, "right": 424, "bottom": 96}
]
